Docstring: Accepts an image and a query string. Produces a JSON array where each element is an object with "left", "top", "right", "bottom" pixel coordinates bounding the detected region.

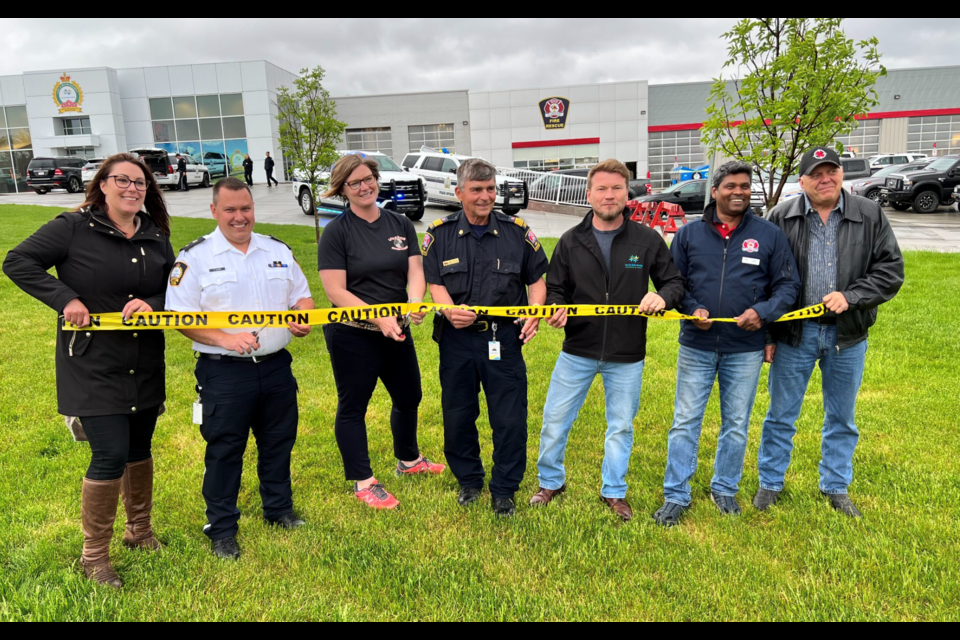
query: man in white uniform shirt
[{"left": 166, "top": 178, "right": 315, "bottom": 560}]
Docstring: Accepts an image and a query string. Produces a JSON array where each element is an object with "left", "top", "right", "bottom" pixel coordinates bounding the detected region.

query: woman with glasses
[
  {"left": 318, "top": 154, "right": 444, "bottom": 511},
  {"left": 3, "top": 153, "right": 175, "bottom": 589}
]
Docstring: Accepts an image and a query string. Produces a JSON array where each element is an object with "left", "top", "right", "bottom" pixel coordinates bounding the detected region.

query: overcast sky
[{"left": 3, "top": 19, "right": 958, "bottom": 96}]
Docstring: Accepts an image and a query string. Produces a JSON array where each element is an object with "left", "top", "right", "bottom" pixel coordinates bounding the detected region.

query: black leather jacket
[{"left": 766, "top": 191, "right": 904, "bottom": 351}]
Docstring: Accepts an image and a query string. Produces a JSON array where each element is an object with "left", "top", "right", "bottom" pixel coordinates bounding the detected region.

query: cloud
[{"left": 2, "top": 18, "right": 958, "bottom": 97}]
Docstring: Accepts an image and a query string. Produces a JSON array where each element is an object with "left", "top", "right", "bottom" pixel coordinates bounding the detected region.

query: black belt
[
  {"left": 199, "top": 350, "right": 284, "bottom": 364},
  {"left": 810, "top": 315, "right": 837, "bottom": 326},
  {"left": 452, "top": 315, "right": 515, "bottom": 334}
]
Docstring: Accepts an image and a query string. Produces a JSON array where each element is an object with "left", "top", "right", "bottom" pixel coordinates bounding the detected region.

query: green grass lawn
[{"left": 1, "top": 203, "right": 959, "bottom": 621}]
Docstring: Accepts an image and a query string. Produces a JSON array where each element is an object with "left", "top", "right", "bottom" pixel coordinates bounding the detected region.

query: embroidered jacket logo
[{"left": 625, "top": 256, "right": 644, "bottom": 270}]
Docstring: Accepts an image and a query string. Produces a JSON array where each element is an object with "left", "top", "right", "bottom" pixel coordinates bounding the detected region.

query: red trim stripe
[
  {"left": 648, "top": 107, "right": 960, "bottom": 133},
  {"left": 511, "top": 138, "right": 600, "bottom": 149}
]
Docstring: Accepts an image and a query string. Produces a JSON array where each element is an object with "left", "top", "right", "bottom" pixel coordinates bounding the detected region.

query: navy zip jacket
[{"left": 671, "top": 203, "right": 800, "bottom": 354}]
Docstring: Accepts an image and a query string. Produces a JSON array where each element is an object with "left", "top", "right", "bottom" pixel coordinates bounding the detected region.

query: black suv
[
  {"left": 26, "top": 157, "right": 86, "bottom": 194},
  {"left": 881, "top": 155, "right": 960, "bottom": 213}
]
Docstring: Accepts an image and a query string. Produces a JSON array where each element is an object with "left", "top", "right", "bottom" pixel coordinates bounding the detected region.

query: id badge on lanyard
[{"left": 489, "top": 322, "right": 501, "bottom": 361}]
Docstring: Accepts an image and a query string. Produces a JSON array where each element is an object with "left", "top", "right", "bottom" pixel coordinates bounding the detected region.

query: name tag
[
  {"left": 443, "top": 259, "right": 461, "bottom": 267},
  {"left": 742, "top": 258, "right": 761, "bottom": 266},
  {"left": 193, "top": 402, "right": 203, "bottom": 426},
  {"left": 489, "top": 341, "right": 501, "bottom": 361}
]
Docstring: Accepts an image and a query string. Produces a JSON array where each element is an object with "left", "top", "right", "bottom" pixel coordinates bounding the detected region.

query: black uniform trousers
[
  {"left": 195, "top": 350, "right": 298, "bottom": 541},
  {"left": 244, "top": 169, "right": 254, "bottom": 186},
  {"left": 439, "top": 321, "right": 528, "bottom": 498},
  {"left": 266, "top": 169, "right": 278, "bottom": 187},
  {"left": 178, "top": 171, "right": 189, "bottom": 191}
]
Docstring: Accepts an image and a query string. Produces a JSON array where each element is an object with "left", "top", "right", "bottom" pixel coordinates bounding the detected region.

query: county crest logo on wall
[
  {"left": 52, "top": 74, "right": 84, "bottom": 114},
  {"left": 539, "top": 97, "right": 571, "bottom": 130}
]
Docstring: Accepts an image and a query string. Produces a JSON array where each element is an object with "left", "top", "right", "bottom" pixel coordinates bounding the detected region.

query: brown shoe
[
  {"left": 80, "top": 478, "right": 123, "bottom": 589},
  {"left": 602, "top": 497, "right": 634, "bottom": 522},
  {"left": 121, "top": 458, "right": 162, "bottom": 551},
  {"left": 530, "top": 486, "right": 566, "bottom": 507}
]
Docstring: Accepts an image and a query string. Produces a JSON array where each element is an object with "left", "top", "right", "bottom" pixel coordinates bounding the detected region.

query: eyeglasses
[
  {"left": 345, "top": 175, "right": 377, "bottom": 191},
  {"left": 107, "top": 175, "right": 148, "bottom": 191}
]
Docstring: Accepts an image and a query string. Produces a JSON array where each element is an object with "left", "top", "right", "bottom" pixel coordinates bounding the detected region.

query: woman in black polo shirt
[{"left": 319, "top": 154, "right": 445, "bottom": 511}]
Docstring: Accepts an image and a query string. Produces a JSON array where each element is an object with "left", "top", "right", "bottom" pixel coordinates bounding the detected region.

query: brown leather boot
[
  {"left": 80, "top": 478, "right": 123, "bottom": 589},
  {"left": 121, "top": 458, "right": 162, "bottom": 551}
]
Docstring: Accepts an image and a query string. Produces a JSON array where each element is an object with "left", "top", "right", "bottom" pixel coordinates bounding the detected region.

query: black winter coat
[
  {"left": 546, "top": 210, "right": 686, "bottom": 363},
  {"left": 2, "top": 208, "right": 175, "bottom": 417},
  {"left": 766, "top": 191, "right": 905, "bottom": 351}
]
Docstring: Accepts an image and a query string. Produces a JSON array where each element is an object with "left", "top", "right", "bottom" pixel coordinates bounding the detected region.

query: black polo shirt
[{"left": 422, "top": 210, "right": 549, "bottom": 309}]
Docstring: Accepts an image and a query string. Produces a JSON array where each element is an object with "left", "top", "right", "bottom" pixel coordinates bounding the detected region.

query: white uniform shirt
[{"left": 165, "top": 227, "right": 312, "bottom": 357}]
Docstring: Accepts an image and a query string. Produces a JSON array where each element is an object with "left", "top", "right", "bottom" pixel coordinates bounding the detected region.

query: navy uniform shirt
[{"left": 422, "top": 210, "right": 549, "bottom": 323}]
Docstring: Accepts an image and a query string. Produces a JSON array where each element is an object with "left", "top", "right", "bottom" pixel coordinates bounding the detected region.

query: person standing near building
[
  {"left": 3, "top": 154, "right": 176, "bottom": 589},
  {"left": 165, "top": 178, "right": 315, "bottom": 560},
  {"left": 176, "top": 154, "right": 189, "bottom": 192},
  {"left": 756, "top": 147, "right": 904, "bottom": 518},
  {"left": 318, "top": 154, "right": 445, "bottom": 511},
  {"left": 424, "top": 158, "right": 549, "bottom": 517},
  {"left": 654, "top": 161, "right": 800, "bottom": 528},
  {"left": 532, "top": 160, "right": 685, "bottom": 521},
  {"left": 265, "top": 152, "right": 279, "bottom": 188},
  {"left": 242, "top": 154, "right": 254, "bottom": 187}
]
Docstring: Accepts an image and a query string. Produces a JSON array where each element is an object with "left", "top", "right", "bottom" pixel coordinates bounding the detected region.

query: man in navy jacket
[{"left": 654, "top": 161, "right": 800, "bottom": 527}]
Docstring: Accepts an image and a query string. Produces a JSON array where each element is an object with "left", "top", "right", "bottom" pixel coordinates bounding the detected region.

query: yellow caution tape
[{"left": 62, "top": 303, "right": 826, "bottom": 332}]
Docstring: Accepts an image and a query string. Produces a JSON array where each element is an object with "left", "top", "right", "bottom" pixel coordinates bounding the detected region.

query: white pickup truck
[
  {"left": 401, "top": 147, "right": 528, "bottom": 216},
  {"left": 293, "top": 151, "right": 429, "bottom": 222}
]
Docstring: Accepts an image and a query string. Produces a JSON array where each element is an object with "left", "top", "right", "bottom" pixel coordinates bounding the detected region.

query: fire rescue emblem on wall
[
  {"left": 53, "top": 74, "right": 84, "bottom": 114},
  {"left": 539, "top": 97, "right": 570, "bottom": 130}
]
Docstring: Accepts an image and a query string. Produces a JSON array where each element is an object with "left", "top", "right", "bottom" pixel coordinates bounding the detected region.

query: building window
[
  {"left": 59, "top": 117, "right": 91, "bottom": 136},
  {"left": 648, "top": 129, "right": 706, "bottom": 191},
  {"left": 149, "top": 94, "right": 247, "bottom": 180},
  {"left": 344, "top": 127, "right": 393, "bottom": 158},
  {"left": 512, "top": 144, "right": 600, "bottom": 172},
  {"left": 906, "top": 115, "right": 960, "bottom": 156},
  {"left": 0, "top": 106, "right": 33, "bottom": 194},
  {"left": 837, "top": 120, "right": 880, "bottom": 157},
  {"left": 409, "top": 124, "right": 455, "bottom": 154},
  {"left": 65, "top": 147, "right": 96, "bottom": 159}
]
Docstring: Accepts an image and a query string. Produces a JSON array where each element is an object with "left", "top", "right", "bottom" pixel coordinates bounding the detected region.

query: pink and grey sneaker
[
  {"left": 354, "top": 481, "right": 400, "bottom": 510},
  {"left": 396, "top": 457, "right": 446, "bottom": 477}
]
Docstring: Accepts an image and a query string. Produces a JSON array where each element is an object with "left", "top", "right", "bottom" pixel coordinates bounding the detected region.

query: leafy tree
[
  {"left": 275, "top": 66, "right": 347, "bottom": 243},
  {"left": 702, "top": 18, "right": 885, "bottom": 209}
]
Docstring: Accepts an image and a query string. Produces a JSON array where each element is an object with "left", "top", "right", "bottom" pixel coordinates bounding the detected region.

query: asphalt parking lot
[{"left": 3, "top": 183, "right": 960, "bottom": 251}]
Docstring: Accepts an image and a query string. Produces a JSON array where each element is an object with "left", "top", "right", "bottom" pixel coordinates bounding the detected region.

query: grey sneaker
[
  {"left": 753, "top": 489, "right": 781, "bottom": 512},
  {"left": 822, "top": 492, "right": 863, "bottom": 519},
  {"left": 711, "top": 492, "right": 743, "bottom": 516},
  {"left": 653, "top": 502, "right": 689, "bottom": 528}
]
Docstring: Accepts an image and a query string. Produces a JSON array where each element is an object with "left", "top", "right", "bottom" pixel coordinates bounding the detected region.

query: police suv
[
  {"left": 401, "top": 147, "right": 528, "bottom": 216},
  {"left": 293, "top": 151, "right": 429, "bottom": 222}
]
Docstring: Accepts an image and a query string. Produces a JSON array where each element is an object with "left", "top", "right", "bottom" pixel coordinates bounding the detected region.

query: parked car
[
  {"left": 402, "top": 147, "right": 527, "bottom": 216},
  {"left": 130, "top": 148, "right": 211, "bottom": 190},
  {"left": 631, "top": 179, "right": 709, "bottom": 217},
  {"left": 81, "top": 158, "right": 107, "bottom": 185},
  {"left": 845, "top": 158, "right": 936, "bottom": 204},
  {"left": 751, "top": 172, "right": 804, "bottom": 213},
  {"left": 528, "top": 168, "right": 648, "bottom": 206},
  {"left": 840, "top": 157, "right": 872, "bottom": 180},
  {"left": 26, "top": 156, "right": 86, "bottom": 194},
  {"left": 867, "top": 153, "right": 928, "bottom": 174},
  {"left": 881, "top": 155, "right": 960, "bottom": 213},
  {"left": 294, "top": 150, "right": 429, "bottom": 222}
]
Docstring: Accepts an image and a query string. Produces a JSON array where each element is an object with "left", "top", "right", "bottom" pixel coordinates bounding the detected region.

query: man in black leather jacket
[{"left": 756, "top": 146, "right": 905, "bottom": 518}]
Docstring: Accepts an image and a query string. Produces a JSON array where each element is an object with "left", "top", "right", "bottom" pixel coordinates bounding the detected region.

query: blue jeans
[
  {"left": 759, "top": 323, "right": 868, "bottom": 495},
  {"left": 663, "top": 346, "right": 765, "bottom": 507},
  {"left": 537, "top": 352, "right": 644, "bottom": 500}
]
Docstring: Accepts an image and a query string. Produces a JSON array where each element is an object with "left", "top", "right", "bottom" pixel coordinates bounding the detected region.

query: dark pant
[
  {"left": 266, "top": 169, "right": 278, "bottom": 187},
  {"left": 244, "top": 170, "right": 254, "bottom": 186},
  {"left": 178, "top": 171, "right": 189, "bottom": 191},
  {"left": 439, "top": 321, "right": 528, "bottom": 498},
  {"left": 323, "top": 323, "right": 422, "bottom": 482},
  {"left": 195, "top": 350, "right": 298, "bottom": 541},
  {"left": 82, "top": 406, "right": 161, "bottom": 481}
]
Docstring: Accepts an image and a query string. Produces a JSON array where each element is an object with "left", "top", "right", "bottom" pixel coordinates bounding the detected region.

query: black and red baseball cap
[{"left": 799, "top": 147, "right": 842, "bottom": 176}]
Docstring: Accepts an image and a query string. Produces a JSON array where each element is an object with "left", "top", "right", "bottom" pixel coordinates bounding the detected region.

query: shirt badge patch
[
  {"left": 169, "top": 262, "right": 188, "bottom": 287},
  {"left": 525, "top": 229, "right": 541, "bottom": 251},
  {"left": 742, "top": 239, "right": 760, "bottom": 254},
  {"left": 389, "top": 236, "right": 408, "bottom": 251},
  {"left": 421, "top": 233, "right": 435, "bottom": 256},
  {"left": 269, "top": 261, "right": 289, "bottom": 268}
]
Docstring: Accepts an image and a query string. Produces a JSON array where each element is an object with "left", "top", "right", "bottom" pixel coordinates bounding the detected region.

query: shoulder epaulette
[
  {"left": 180, "top": 237, "right": 207, "bottom": 254},
  {"left": 426, "top": 215, "right": 455, "bottom": 232},
  {"left": 266, "top": 235, "right": 293, "bottom": 251},
  {"left": 497, "top": 211, "right": 530, "bottom": 230}
]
